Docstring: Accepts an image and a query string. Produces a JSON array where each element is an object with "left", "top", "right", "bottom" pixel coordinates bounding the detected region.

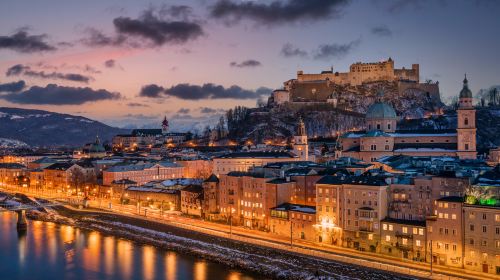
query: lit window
[{"left": 385, "top": 235, "right": 391, "bottom": 242}]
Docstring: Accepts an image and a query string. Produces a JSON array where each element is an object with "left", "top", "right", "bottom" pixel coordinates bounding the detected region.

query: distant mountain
[{"left": 0, "top": 107, "right": 129, "bottom": 147}]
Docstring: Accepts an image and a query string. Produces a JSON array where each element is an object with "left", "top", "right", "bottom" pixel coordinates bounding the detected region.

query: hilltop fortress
[
  {"left": 296, "top": 57, "right": 419, "bottom": 86},
  {"left": 271, "top": 58, "right": 441, "bottom": 114}
]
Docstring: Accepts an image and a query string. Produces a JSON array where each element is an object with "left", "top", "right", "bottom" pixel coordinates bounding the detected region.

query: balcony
[
  {"left": 396, "top": 242, "right": 413, "bottom": 251},
  {"left": 359, "top": 226, "right": 374, "bottom": 232}
]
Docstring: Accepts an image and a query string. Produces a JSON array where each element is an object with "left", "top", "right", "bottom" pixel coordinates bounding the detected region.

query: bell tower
[
  {"left": 161, "top": 116, "right": 169, "bottom": 135},
  {"left": 456, "top": 75, "right": 477, "bottom": 160},
  {"left": 293, "top": 118, "right": 308, "bottom": 161}
]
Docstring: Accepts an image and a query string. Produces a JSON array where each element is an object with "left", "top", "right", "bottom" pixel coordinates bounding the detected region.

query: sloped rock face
[
  {"left": 228, "top": 81, "right": 442, "bottom": 142},
  {"left": 0, "top": 107, "right": 128, "bottom": 147}
]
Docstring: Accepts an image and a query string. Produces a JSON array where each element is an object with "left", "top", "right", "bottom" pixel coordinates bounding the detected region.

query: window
[
  {"left": 483, "top": 225, "right": 487, "bottom": 233},
  {"left": 383, "top": 224, "right": 387, "bottom": 230},
  {"left": 385, "top": 235, "right": 391, "bottom": 242},
  {"left": 402, "top": 238, "right": 408, "bottom": 245},
  {"left": 496, "top": 241, "right": 500, "bottom": 248},
  {"left": 416, "top": 240, "right": 421, "bottom": 247},
  {"left": 402, "top": 227, "right": 408, "bottom": 234},
  {"left": 464, "top": 118, "right": 469, "bottom": 126},
  {"left": 389, "top": 225, "right": 393, "bottom": 231},
  {"left": 496, "top": 215, "right": 500, "bottom": 222},
  {"left": 419, "top": 228, "right": 424, "bottom": 235},
  {"left": 413, "top": 228, "right": 418, "bottom": 235},
  {"left": 377, "top": 124, "right": 381, "bottom": 130},
  {"left": 470, "top": 224, "right": 475, "bottom": 231},
  {"left": 452, "top": 214, "right": 457, "bottom": 220},
  {"left": 483, "top": 213, "right": 487, "bottom": 220},
  {"left": 387, "top": 123, "right": 391, "bottom": 130},
  {"left": 465, "top": 144, "right": 469, "bottom": 150}
]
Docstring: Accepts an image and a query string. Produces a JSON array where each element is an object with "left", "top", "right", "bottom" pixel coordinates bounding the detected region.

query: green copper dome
[
  {"left": 366, "top": 90, "right": 397, "bottom": 119},
  {"left": 459, "top": 74, "right": 472, "bottom": 98}
]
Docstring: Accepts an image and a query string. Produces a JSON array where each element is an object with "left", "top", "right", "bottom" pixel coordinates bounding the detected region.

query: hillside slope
[{"left": 0, "top": 107, "right": 129, "bottom": 147}]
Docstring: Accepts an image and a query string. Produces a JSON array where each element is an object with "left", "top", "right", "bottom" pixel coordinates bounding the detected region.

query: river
[{"left": 0, "top": 212, "right": 259, "bottom": 280}]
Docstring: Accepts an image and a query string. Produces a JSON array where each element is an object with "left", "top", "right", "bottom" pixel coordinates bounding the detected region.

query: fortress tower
[{"left": 456, "top": 75, "right": 477, "bottom": 160}]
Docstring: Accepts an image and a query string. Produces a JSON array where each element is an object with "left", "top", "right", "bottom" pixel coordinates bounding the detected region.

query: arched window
[
  {"left": 377, "top": 124, "right": 381, "bottom": 130},
  {"left": 387, "top": 123, "right": 391, "bottom": 130},
  {"left": 464, "top": 118, "right": 469, "bottom": 126}
]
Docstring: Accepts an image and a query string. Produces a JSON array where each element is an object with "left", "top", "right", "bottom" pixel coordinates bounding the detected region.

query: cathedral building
[{"left": 340, "top": 76, "right": 477, "bottom": 162}]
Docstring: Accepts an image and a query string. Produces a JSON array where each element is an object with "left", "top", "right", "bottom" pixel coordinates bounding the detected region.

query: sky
[{"left": 0, "top": 0, "right": 499, "bottom": 132}]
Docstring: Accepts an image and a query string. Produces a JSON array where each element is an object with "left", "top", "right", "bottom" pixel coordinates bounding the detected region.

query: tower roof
[
  {"left": 296, "top": 117, "right": 306, "bottom": 136},
  {"left": 366, "top": 90, "right": 397, "bottom": 119},
  {"left": 459, "top": 74, "right": 473, "bottom": 99}
]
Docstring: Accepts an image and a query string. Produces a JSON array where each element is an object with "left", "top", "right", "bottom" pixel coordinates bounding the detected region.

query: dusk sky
[{"left": 0, "top": 0, "right": 499, "bottom": 131}]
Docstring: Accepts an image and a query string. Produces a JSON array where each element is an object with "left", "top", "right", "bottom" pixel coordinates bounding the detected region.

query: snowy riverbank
[{"left": 27, "top": 208, "right": 415, "bottom": 280}]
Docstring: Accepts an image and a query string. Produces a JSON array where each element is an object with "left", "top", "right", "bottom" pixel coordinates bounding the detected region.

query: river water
[{"left": 0, "top": 212, "right": 259, "bottom": 280}]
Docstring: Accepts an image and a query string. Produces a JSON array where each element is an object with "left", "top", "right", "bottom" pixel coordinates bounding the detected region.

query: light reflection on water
[{"left": 0, "top": 212, "right": 259, "bottom": 280}]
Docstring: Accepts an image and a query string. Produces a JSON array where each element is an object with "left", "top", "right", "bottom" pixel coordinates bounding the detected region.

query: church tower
[
  {"left": 456, "top": 75, "right": 477, "bottom": 159},
  {"left": 293, "top": 118, "right": 309, "bottom": 161},
  {"left": 161, "top": 116, "right": 169, "bottom": 135}
]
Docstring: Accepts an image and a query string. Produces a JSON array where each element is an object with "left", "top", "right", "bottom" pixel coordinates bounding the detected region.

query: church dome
[
  {"left": 459, "top": 75, "right": 472, "bottom": 99},
  {"left": 366, "top": 91, "right": 397, "bottom": 119}
]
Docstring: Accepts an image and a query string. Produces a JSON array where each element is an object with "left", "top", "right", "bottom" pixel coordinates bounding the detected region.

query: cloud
[
  {"left": 139, "top": 84, "right": 165, "bottom": 98},
  {"left": 0, "top": 81, "right": 25, "bottom": 93},
  {"left": 82, "top": 7, "right": 204, "bottom": 48},
  {"left": 123, "top": 113, "right": 159, "bottom": 120},
  {"left": 381, "top": 0, "right": 440, "bottom": 13},
  {"left": 6, "top": 64, "right": 93, "bottom": 83},
  {"left": 127, "top": 102, "right": 150, "bottom": 107},
  {"left": 371, "top": 25, "right": 392, "bottom": 37},
  {"left": 229, "top": 59, "right": 262, "bottom": 68},
  {"left": 209, "top": 0, "right": 350, "bottom": 26},
  {"left": 0, "top": 30, "right": 57, "bottom": 53},
  {"left": 280, "top": 43, "right": 308, "bottom": 57},
  {"left": 139, "top": 83, "right": 272, "bottom": 100},
  {"left": 0, "top": 84, "right": 120, "bottom": 105},
  {"left": 104, "top": 59, "right": 116, "bottom": 68},
  {"left": 177, "top": 108, "right": 190, "bottom": 114},
  {"left": 81, "top": 28, "right": 127, "bottom": 47},
  {"left": 199, "top": 107, "right": 217, "bottom": 114},
  {"left": 313, "top": 39, "right": 360, "bottom": 60}
]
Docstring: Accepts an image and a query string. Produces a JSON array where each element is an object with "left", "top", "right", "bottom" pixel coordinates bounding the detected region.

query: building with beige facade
[
  {"left": 212, "top": 151, "right": 298, "bottom": 176},
  {"left": 102, "top": 161, "right": 184, "bottom": 186},
  {"left": 269, "top": 203, "right": 316, "bottom": 242},
  {"left": 315, "top": 174, "right": 389, "bottom": 251}
]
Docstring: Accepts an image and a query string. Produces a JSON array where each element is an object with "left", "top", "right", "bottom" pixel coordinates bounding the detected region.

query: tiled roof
[
  {"left": 380, "top": 217, "right": 426, "bottom": 227},
  {"left": 204, "top": 174, "right": 219, "bottom": 183},
  {"left": 0, "top": 163, "right": 26, "bottom": 169},
  {"left": 436, "top": 196, "right": 464, "bottom": 203},
  {"left": 181, "top": 184, "right": 203, "bottom": 193},
  {"left": 215, "top": 151, "right": 297, "bottom": 159}
]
